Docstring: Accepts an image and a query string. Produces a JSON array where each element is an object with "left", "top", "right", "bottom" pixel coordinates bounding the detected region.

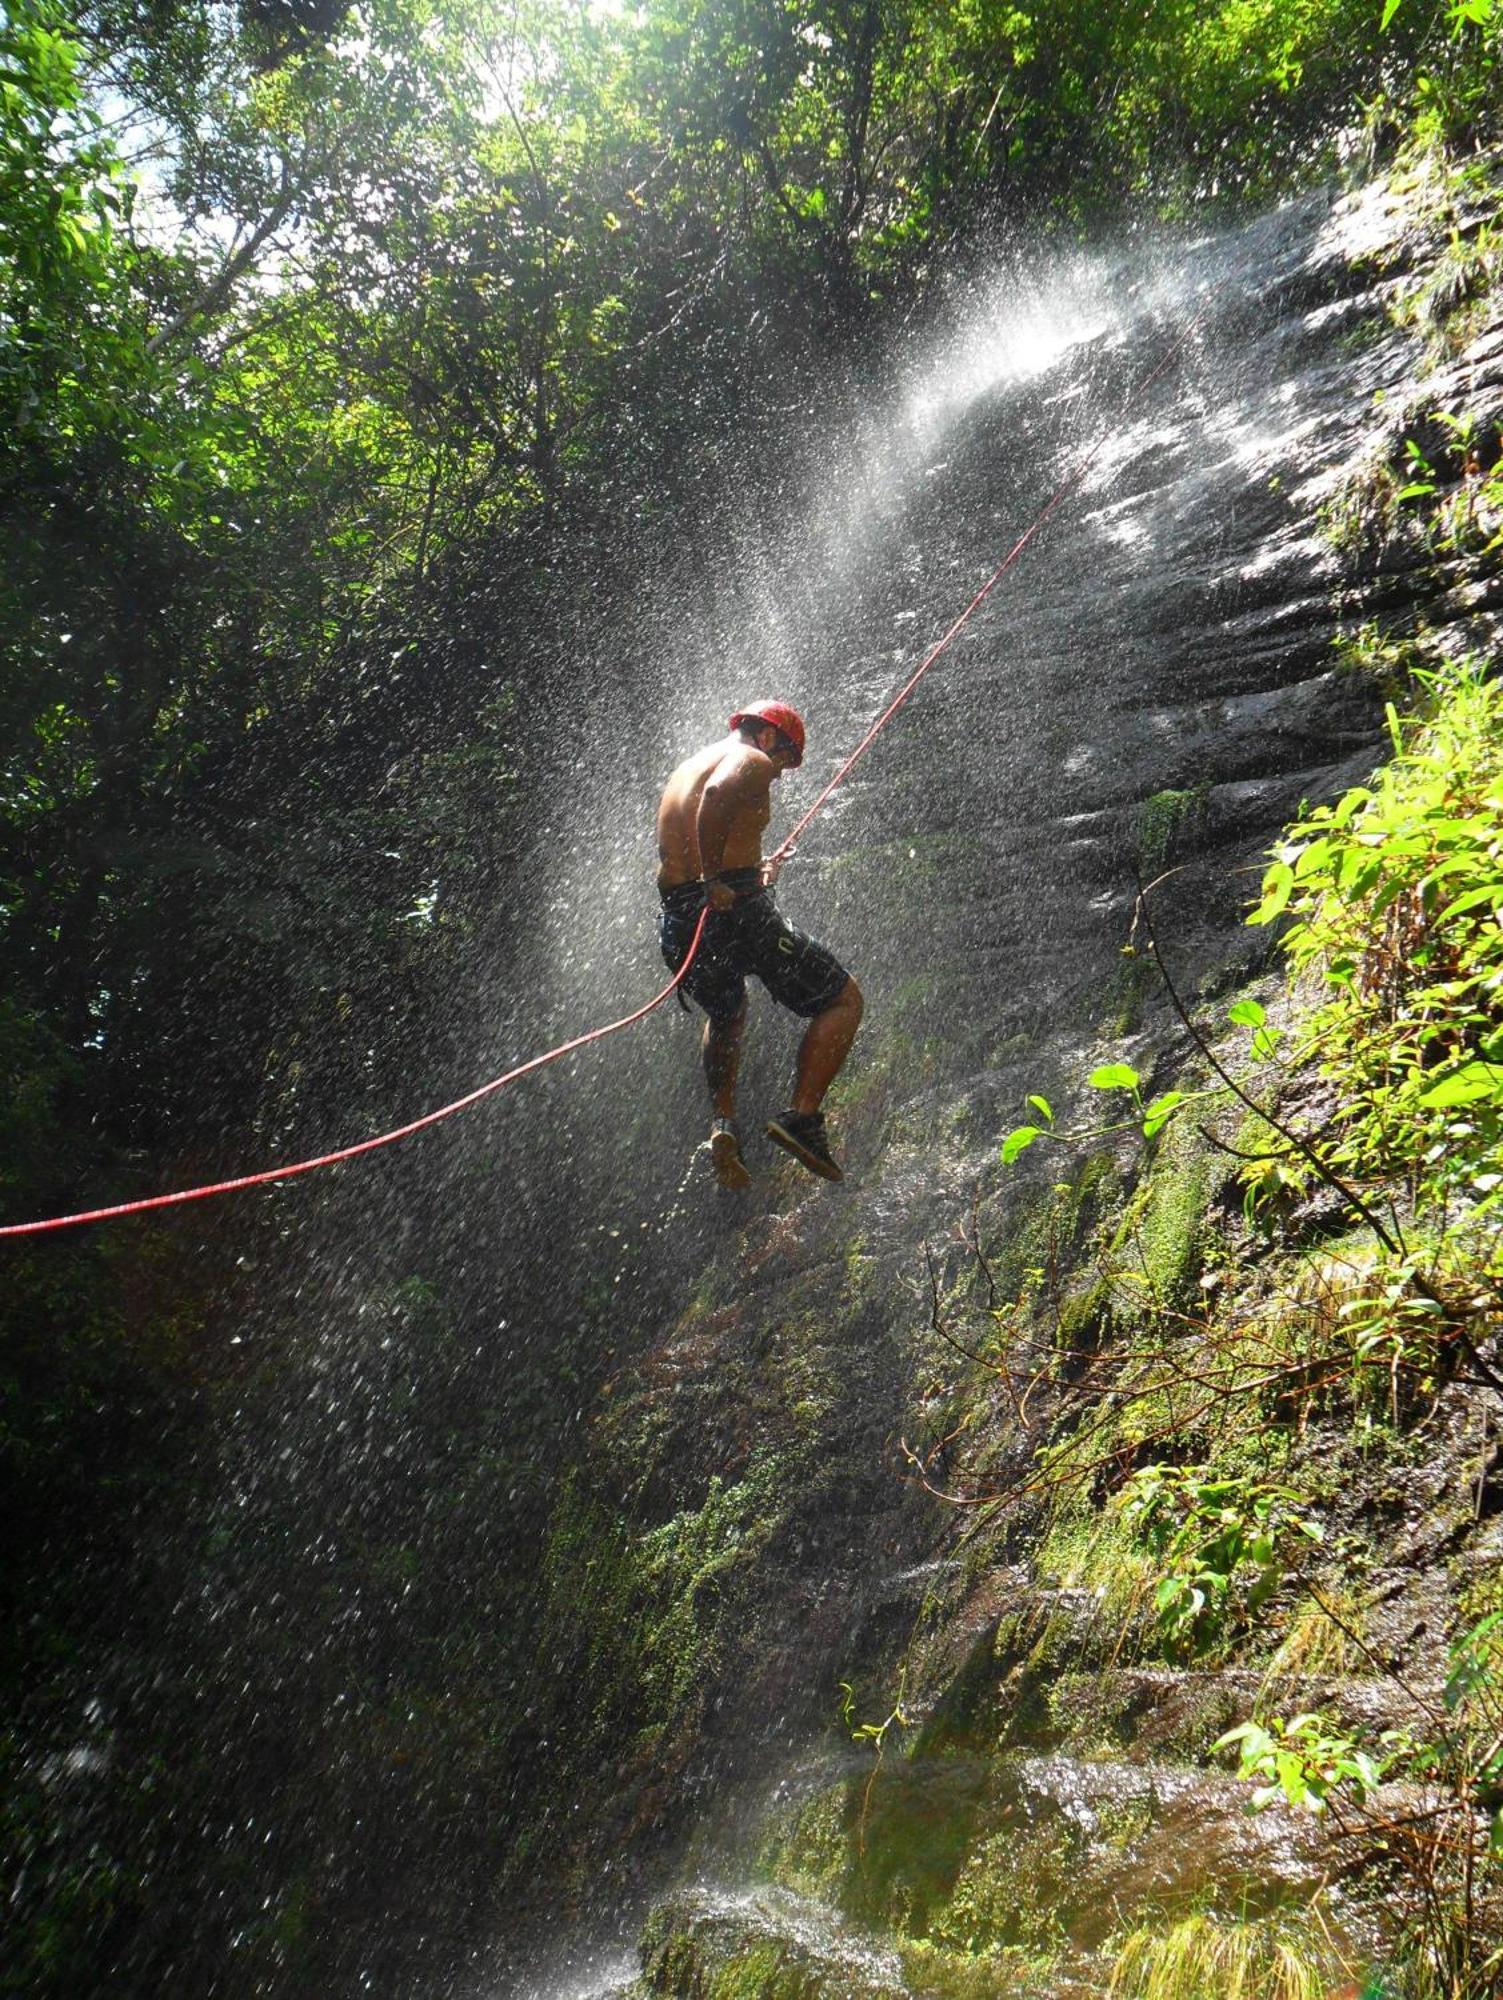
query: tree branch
[{"left": 144, "top": 171, "right": 299, "bottom": 357}]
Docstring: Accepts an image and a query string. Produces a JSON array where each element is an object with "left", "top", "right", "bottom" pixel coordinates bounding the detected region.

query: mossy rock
[
  {"left": 640, "top": 1886, "right": 908, "bottom": 1999},
  {"left": 1109, "top": 1114, "right": 1216, "bottom": 1321},
  {"left": 753, "top": 1728, "right": 1345, "bottom": 1976},
  {"left": 1135, "top": 787, "right": 1211, "bottom": 873},
  {"left": 1046, "top": 1667, "right": 1248, "bottom": 1762}
]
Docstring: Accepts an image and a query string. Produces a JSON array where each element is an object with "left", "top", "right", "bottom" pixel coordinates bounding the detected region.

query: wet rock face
[
  {"left": 490, "top": 169, "right": 1503, "bottom": 1998},
  {"left": 634, "top": 1745, "right": 1375, "bottom": 1997},
  {"left": 801, "top": 188, "right": 1421, "bottom": 1043},
  {"left": 640, "top": 1887, "right": 910, "bottom": 2000},
  {"left": 759, "top": 1748, "right": 1347, "bottom": 1951}
]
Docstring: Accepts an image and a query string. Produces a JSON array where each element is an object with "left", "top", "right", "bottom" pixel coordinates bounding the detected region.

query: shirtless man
[{"left": 657, "top": 702, "right": 863, "bottom": 1188}]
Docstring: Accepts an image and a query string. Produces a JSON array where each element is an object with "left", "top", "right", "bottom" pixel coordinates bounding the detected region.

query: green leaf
[
  {"left": 1087, "top": 1063, "right": 1140, "bottom": 1092},
  {"left": 1437, "top": 882, "right": 1503, "bottom": 922},
  {"left": 1419, "top": 1062, "right": 1503, "bottom": 1109},
  {"left": 1248, "top": 860, "right": 1294, "bottom": 926},
  {"left": 1213, "top": 1720, "right": 1268, "bottom": 1756},
  {"left": 1331, "top": 787, "right": 1371, "bottom": 828},
  {"left": 1227, "top": 998, "right": 1266, "bottom": 1028},
  {"left": 1001, "top": 1125, "right": 1040, "bottom": 1164},
  {"left": 1026, "top": 1094, "right": 1054, "bottom": 1121},
  {"left": 1380, "top": 0, "right": 1407, "bottom": 28},
  {"left": 1143, "top": 1090, "right": 1185, "bottom": 1139},
  {"left": 1294, "top": 837, "right": 1334, "bottom": 878}
]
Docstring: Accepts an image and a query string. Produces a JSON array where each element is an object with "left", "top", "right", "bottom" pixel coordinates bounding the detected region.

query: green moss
[
  {"left": 895, "top": 1937, "right": 1057, "bottom": 1999},
  {"left": 925, "top": 1817, "right": 1074, "bottom": 1957},
  {"left": 1136, "top": 788, "right": 1211, "bottom": 874},
  {"left": 529, "top": 1453, "right": 796, "bottom": 1809},
  {"left": 1056, "top": 1269, "right": 1113, "bottom": 1363},
  {"left": 843, "top": 1232, "right": 878, "bottom": 1307},
  {"left": 1331, "top": 620, "right": 1422, "bottom": 697},
  {"left": 989, "top": 1151, "right": 1120, "bottom": 1316},
  {"left": 824, "top": 1018, "right": 937, "bottom": 1131},
  {"left": 890, "top": 972, "right": 941, "bottom": 1022},
  {"left": 758, "top": 1783, "right": 850, "bottom": 1905},
  {"left": 1031, "top": 1511, "right": 1155, "bottom": 1641},
  {"left": 1047, "top": 1669, "right": 1151, "bottom": 1754},
  {"left": 644, "top": 1936, "right": 790, "bottom": 2000},
  {"left": 1049, "top": 1669, "right": 1248, "bottom": 1762},
  {"left": 760, "top": 1761, "right": 982, "bottom": 1938},
  {"left": 1111, "top": 1116, "right": 1212, "bottom": 1321},
  {"left": 639, "top": 1889, "right": 909, "bottom": 1999},
  {"left": 1094, "top": 949, "right": 1160, "bottom": 1034}
]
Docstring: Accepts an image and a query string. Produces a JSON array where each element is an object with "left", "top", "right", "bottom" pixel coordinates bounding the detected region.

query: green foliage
[
  {"left": 0, "top": 0, "right": 126, "bottom": 431},
  {"left": 1332, "top": 620, "right": 1421, "bottom": 696},
  {"left": 1037, "top": 656, "right": 1503, "bottom": 1421},
  {"left": 1001, "top": 1049, "right": 1227, "bottom": 1167},
  {"left": 1213, "top": 1608, "right": 1503, "bottom": 1997},
  {"left": 990, "top": 654, "right": 1503, "bottom": 1605},
  {"left": 6, "top": 0, "right": 1503, "bottom": 1988},
  {"left": 1260, "top": 656, "right": 1503, "bottom": 1216},
  {"left": 1215, "top": 1710, "right": 1396, "bottom": 1810},
  {"left": 1117, "top": 1465, "right": 1323, "bottom": 1654},
  {"left": 1380, "top": 0, "right": 1503, "bottom": 153},
  {"left": 1405, "top": 222, "right": 1503, "bottom": 353},
  {"left": 1000, "top": 1092, "right": 1054, "bottom": 1163},
  {"left": 840, "top": 1671, "right": 912, "bottom": 1753},
  {"left": 1440, "top": 1611, "right": 1503, "bottom": 1858},
  {"left": 982, "top": 634, "right": 1503, "bottom": 1987}
]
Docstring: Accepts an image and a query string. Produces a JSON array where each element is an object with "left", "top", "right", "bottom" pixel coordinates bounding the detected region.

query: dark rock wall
[{"left": 479, "top": 170, "right": 1503, "bottom": 1997}]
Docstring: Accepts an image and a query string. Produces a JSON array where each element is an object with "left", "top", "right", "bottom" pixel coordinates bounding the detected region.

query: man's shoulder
[
  {"left": 667, "top": 741, "right": 730, "bottom": 786},
  {"left": 711, "top": 741, "right": 774, "bottom": 786}
]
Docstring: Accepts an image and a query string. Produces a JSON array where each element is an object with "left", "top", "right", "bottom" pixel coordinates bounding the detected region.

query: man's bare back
[{"left": 656, "top": 736, "right": 775, "bottom": 897}]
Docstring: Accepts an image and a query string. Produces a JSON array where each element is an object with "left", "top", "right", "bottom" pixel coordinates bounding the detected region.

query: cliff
[{"left": 493, "top": 158, "right": 1503, "bottom": 2000}]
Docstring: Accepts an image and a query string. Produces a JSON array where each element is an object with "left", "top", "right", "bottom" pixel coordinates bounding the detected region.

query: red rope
[
  {"left": 0, "top": 918, "right": 707, "bottom": 1237},
  {"left": 3, "top": 276, "right": 1225, "bottom": 1240}
]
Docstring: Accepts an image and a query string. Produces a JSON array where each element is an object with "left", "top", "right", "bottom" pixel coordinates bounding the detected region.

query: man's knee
[
  {"left": 829, "top": 976, "right": 862, "bottom": 1024},
  {"left": 706, "top": 1000, "right": 747, "bottom": 1041}
]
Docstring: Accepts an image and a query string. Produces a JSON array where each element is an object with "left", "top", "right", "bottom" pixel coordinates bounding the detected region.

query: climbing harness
[{"left": 1, "top": 268, "right": 1228, "bottom": 1240}]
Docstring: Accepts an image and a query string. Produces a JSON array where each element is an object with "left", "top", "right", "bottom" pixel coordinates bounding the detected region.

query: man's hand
[
  {"left": 762, "top": 849, "right": 790, "bottom": 890},
  {"left": 704, "top": 879, "right": 737, "bottom": 913}
]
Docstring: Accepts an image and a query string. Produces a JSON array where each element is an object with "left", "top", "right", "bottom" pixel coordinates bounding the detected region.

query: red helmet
[{"left": 729, "top": 700, "right": 805, "bottom": 766}]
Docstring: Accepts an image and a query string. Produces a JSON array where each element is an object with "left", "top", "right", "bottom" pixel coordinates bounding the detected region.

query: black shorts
[{"left": 658, "top": 872, "right": 850, "bottom": 1025}]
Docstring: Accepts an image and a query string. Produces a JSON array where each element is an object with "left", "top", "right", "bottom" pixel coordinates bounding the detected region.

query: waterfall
[{"left": 27, "top": 173, "right": 1460, "bottom": 1998}]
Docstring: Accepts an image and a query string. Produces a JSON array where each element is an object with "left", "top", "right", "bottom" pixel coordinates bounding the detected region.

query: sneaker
[
  {"left": 709, "top": 1117, "right": 752, "bottom": 1190},
  {"left": 765, "top": 1109, "right": 844, "bottom": 1182}
]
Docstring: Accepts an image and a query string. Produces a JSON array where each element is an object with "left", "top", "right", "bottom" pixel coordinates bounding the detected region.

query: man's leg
[
  {"left": 791, "top": 977, "right": 863, "bottom": 1114},
  {"left": 703, "top": 999, "right": 747, "bottom": 1118},
  {"left": 703, "top": 1000, "right": 752, "bottom": 1189}
]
